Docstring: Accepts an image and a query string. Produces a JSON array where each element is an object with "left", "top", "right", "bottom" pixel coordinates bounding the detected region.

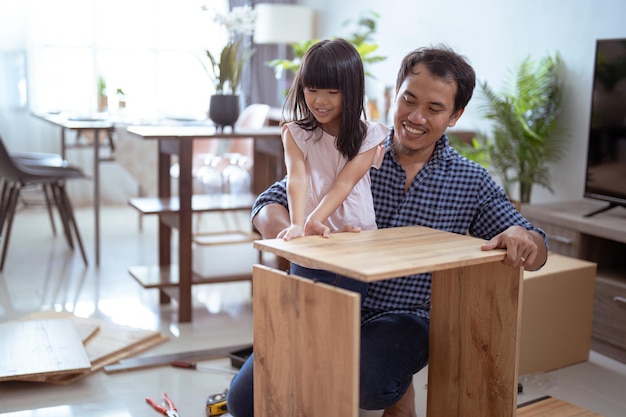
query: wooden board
[
  {"left": 16, "top": 310, "right": 100, "bottom": 342},
  {"left": 103, "top": 343, "right": 251, "bottom": 373},
  {"left": 50, "top": 332, "right": 169, "bottom": 385},
  {"left": 12, "top": 311, "right": 168, "bottom": 385},
  {"left": 253, "top": 265, "right": 360, "bottom": 417},
  {"left": 254, "top": 226, "right": 506, "bottom": 282},
  {"left": 427, "top": 261, "right": 522, "bottom": 417},
  {"left": 0, "top": 319, "right": 91, "bottom": 381},
  {"left": 517, "top": 396, "right": 605, "bottom": 416}
]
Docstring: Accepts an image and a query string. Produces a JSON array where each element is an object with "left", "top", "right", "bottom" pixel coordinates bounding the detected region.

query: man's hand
[{"left": 481, "top": 225, "right": 547, "bottom": 271}]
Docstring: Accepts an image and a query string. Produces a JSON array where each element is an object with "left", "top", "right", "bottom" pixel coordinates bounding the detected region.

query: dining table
[
  {"left": 32, "top": 112, "right": 117, "bottom": 266},
  {"left": 125, "top": 124, "right": 283, "bottom": 323}
]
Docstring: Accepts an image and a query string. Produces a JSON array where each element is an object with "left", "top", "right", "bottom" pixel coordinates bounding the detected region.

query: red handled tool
[
  {"left": 146, "top": 392, "right": 179, "bottom": 417},
  {"left": 171, "top": 360, "right": 237, "bottom": 374}
]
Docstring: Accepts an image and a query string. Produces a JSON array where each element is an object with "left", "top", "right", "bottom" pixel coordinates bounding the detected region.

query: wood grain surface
[
  {"left": 428, "top": 261, "right": 522, "bottom": 417},
  {"left": 253, "top": 265, "right": 360, "bottom": 417},
  {"left": 7, "top": 311, "right": 168, "bottom": 384},
  {"left": 254, "top": 226, "right": 506, "bottom": 282},
  {"left": 517, "top": 396, "right": 605, "bottom": 416},
  {"left": 0, "top": 319, "right": 91, "bottom": 381},
  {"left": 253, "top": 225, "right": 522, "bottom": 417}
]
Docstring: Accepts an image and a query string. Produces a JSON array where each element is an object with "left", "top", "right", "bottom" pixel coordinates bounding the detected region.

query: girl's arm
[
  {"left": 306, "top": 144, "right": 379, "bottom": 237},
  {"left": 278, "top": 125, "right": 307, "bottom": 240}
]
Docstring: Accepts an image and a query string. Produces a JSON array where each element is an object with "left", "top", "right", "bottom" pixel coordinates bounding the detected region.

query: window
[{"left": 26, "top": 0, "right": 228, "bottom": 118}]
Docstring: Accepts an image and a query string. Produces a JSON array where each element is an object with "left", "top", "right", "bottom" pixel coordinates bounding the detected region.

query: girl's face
[{"left": 303, "top": 87, "right": 343, "bottom": 135}]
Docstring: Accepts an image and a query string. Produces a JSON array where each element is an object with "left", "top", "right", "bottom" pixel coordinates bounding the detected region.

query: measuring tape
[{"left": 206, "top": 390, "right": 228, "bottom": 417}]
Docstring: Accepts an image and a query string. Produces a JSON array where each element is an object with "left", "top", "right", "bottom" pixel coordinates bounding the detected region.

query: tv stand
[
  {"left": 583, "top": 202, "right": 623, "bottom": 218},
  {"left": 521, "top": 200, "right": 626, "bottom": 364}
]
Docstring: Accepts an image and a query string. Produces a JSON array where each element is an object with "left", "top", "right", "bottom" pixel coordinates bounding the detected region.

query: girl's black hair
[{"left": 282, "top": 38, "right": 367, "bottom": 160}]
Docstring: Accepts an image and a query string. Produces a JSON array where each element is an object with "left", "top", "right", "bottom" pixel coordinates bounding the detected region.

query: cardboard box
[{"left": 519, "top": 253, "right": 596, "bottom": 375}]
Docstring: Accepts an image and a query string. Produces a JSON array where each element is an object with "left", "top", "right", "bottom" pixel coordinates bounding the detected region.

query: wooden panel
[
  {"left": 14, "top": 310, "right": 100, "bottom": 343},
  {"left": 253, "top": 265, "right": 360, "bottom": 417},
  {"left": 427, "top": 261, "right": 522, "bottom": 417},
  {"left": 12, "top": 311, "right": 168, "bottom": 385},
  {"left": 0, "top": 319, "right": 91, "bottom": 381},
  {"left": 254, "top": 226, "right": 506, "bottom": 282},
  {"left": 517, "top": 396, "right": 605, "bottom": 416}
]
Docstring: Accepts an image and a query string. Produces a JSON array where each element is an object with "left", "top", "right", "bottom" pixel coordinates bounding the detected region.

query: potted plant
[
  {"left": 116, "top": 88, "right": 126, "bottom": 109},
  {"left": 476, "top": 53, "right": 568, "bottom": 204},
  {"left": 201, "top": 6, "right": 257, "bottom": 129}
]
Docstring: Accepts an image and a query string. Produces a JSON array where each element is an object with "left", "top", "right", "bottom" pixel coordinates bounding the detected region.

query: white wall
[{"left": 301, "top": 0, "right": 626, "bottom": 204}]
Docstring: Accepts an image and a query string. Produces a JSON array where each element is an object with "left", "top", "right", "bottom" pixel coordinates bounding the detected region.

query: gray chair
[
  {"left": 9, "top": 151, "right": 68, "bottom": 235},
  {"left": 0, "top": 135, "right": 88, "bottom": 270}
]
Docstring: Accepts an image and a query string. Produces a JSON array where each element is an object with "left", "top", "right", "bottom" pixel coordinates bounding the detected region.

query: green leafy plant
[
  {"left": 97, "top": 76, "right": 107, "bottom": 96},
  {"left": 477, "top": 53, "right": 567, "bottom": 203},
  {"left": 448, "top": 134, "right": 491, "bottom": 169},
  {"left": 266, "top": 10, "right": 386, "bottom": 79}
]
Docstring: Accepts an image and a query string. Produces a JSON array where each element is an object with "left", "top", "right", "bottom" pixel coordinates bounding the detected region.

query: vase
[{"left": 209, "top": 94, "right": 240, "bottom": 131}]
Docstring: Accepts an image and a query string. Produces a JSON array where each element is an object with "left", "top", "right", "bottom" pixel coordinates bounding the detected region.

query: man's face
[{"left": 392, "top": 63, "right": 463, "bottom": 154}]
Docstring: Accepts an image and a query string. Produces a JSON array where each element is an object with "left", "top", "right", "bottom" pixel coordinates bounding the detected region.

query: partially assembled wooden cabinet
[{"left": 253, "top": 226, "right": 522, "bottom": 417}]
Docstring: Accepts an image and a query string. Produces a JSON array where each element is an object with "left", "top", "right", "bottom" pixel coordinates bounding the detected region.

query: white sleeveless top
[{"left": 285, "top": 121, "right": 389, "bottom": 232}]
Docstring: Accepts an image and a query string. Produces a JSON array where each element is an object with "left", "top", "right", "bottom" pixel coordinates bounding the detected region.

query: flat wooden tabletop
[{"left": 254, "top": 225, "right": 507, "bottom": 282}]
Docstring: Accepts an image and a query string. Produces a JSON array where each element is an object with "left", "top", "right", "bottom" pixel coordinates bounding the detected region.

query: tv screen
[{"left": 584, "top": 38, "right": 626, "bottom": 217}]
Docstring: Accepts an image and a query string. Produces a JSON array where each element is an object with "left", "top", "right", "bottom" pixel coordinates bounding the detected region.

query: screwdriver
[{"left": 171, "top": 360, "right": 237, "bottom": 375}]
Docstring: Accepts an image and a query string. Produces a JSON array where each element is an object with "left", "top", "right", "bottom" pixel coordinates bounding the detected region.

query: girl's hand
[
  {"left": 304, "top": 219, "right": 331, "bottom": 238},
  {"left": 277, "top": 224, "right": 304, "bottom": 241}
]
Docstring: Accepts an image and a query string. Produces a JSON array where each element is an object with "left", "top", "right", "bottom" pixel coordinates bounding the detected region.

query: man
[{"left": 227, "top": 44, "right": 548, "bottom": 417}]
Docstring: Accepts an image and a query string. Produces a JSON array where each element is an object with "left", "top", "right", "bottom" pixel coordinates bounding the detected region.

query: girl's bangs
[{"left": 301, "top": 59, "right": 342, "bottom": 90}]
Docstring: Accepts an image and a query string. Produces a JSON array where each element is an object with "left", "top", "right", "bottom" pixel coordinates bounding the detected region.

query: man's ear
[{"left": 448, "top": 108, "right": 465, "bottom": 128}]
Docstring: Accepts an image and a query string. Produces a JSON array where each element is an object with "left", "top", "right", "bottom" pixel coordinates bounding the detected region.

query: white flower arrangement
[{"left": 203, "top": 5, "right": 257, "bottom": 95}]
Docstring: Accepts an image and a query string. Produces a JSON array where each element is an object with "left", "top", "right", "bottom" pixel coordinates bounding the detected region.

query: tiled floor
[{"left": 1, "top": 203, "right": 625, "bottom": 417}]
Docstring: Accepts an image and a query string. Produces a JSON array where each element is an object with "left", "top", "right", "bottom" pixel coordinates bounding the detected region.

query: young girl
[
  {"left": 277, "top": 38, "right": 388, "bottom": 299},
  {"left": 278, "top": 38, "right": 388, "bottom": 242}
]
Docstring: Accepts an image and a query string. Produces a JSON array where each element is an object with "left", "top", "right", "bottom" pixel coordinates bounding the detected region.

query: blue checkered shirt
[{"left": 252, "top": 129, "right": 547, "bottom": 324}]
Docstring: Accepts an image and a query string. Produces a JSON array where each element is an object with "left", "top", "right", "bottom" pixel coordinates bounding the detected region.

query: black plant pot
[{"left": 209, "top": 94, "right": 240, "bottom": 131}]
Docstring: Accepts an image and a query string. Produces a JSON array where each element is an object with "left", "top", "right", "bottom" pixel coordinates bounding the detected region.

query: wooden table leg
[
  {"left": 157, "top": 141, "right": 172, "bottom": 305},
  {"left": 253, "top": 265, "right": 360, "bottom": 417},
  {"left": 428, "top": 261, "right": 523, "bottom": 417},
  {"left": 177, "top": 138, "right": 193, "bottom": 323}
]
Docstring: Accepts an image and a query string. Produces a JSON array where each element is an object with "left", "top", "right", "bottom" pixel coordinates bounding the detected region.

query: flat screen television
[{"left": 584, "top": 38, "right": 626, "bottom": 217}]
